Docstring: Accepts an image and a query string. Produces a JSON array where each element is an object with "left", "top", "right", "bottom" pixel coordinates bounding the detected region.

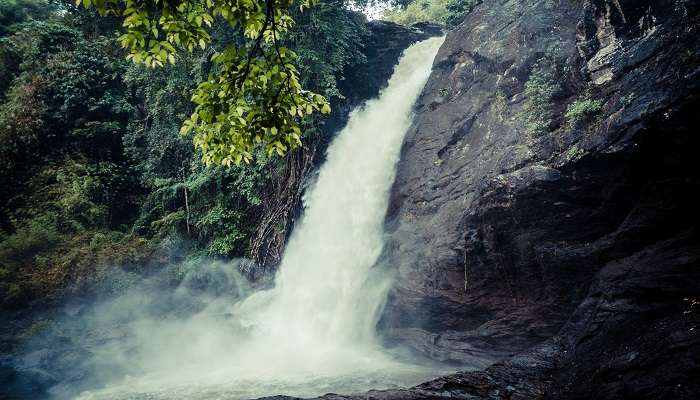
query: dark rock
[
  {"left": 411, "top": 22, "right": 445, "bottom": 37},
  {"left": 366, "top": 0, "right": 700, "bottom": 398}
]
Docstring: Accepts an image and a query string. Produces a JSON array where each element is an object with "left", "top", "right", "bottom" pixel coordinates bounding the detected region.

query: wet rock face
[{"left": 376, "top": 0, "right": 700, "bottom": 397}]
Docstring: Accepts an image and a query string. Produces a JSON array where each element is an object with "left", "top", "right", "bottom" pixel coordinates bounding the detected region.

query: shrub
[
  {"left": 519, "top": 55, "right": 564, "bottom": 138},
  {"left": 491, "top": 90, "right": 508, "bottom": 120},
  {"left": 565, "top": 96, "right": 604, "bottom": 130},
  {"left": 0, "top": 215, "right": 60, "bottom": 271},
  {"left": 445, "top": 0, "right": 481, "bottom": 27}
]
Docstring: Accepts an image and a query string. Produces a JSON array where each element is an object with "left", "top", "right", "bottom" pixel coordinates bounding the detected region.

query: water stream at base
[{"left": 75, "top": 36, "right": 447, "bottom": 400}]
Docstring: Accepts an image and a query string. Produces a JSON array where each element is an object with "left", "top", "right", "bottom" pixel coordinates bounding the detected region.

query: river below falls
[{"left": 75, "top": 360, "right": 454, "bottom": 399}]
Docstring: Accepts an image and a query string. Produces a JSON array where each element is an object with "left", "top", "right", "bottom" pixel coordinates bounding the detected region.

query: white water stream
[{"left": 75, "top": 36, "right": 446, "bottom": 400}]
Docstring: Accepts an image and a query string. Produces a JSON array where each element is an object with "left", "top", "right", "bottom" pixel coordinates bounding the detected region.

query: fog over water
[{"left": 67, "top": 36, "right": 447, "bottom": 400}]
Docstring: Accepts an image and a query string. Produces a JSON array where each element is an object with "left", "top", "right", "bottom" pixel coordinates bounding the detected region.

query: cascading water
[
  {"left": 234, "top": 34, "right": 446, "bottom": 359},
  {"left": 74, "top": 36, "right": 446, "bottom": 400}
]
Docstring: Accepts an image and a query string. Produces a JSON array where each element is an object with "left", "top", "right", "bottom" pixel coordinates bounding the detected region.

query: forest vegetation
[
  {"left": 0, "top": 0, "right": 465, "bottom": 311},
  {"left": 0, "top": 0, "right": 385, "bottom": 309}
]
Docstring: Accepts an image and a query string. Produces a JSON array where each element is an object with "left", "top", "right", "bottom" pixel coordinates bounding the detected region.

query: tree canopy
[
  {"left": 78, "top": 0, "right": 331, "bottom": 165},
  {"left": 383, "top": 0, "right": 478, "bottom": 27},
  {"left": 0, "top": 0, "right": 371, "bottom": 306}
]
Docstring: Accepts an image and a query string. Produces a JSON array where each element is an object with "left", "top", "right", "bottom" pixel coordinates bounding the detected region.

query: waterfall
[
  {"left": 235, "top": 34, "right": 446, "bottom": 353},
  {"left": 76, "top": 36, "right": 446, "bottom": 400}
]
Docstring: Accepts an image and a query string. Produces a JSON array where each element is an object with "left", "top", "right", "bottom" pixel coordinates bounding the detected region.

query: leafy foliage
[
  {"left": 122, "top": 37, "right": 269, "bottom": 258},
  {"left": 122, "top": 1, "right": 368, "bottom": 259},
  {"left": 0, "top": 159, "right": 145, "bottom": 307},
  {"left": 0, "top": 0, "right": 372, "bottom": 308},
  {"left": 288, "top": 0, "right": 368, "bottom": 99},
  {"left": 181, "top": 44, "right": 329, "bottom": 164},
  {"left": 0, "top": 12, "right": 145, "bottom": 307},
  {"left": 0, "top": 20, "right": 137, "bottom": 229},
  {"left": 519, "top": 53, "right": 565, "bottom": 138},
  {"left": 78, "top": 0, "right": 331, "bottom": 165},
  {"left": 123, "top": 54, "right": 200, "bottom": 185},
  {"left": 132, "top": 157, "right": 271, "bottom": 257}
]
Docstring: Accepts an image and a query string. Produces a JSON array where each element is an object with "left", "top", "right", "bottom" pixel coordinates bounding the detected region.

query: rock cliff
[{"left": 371, "top": 0, "right": 699, "bottom": 398}]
